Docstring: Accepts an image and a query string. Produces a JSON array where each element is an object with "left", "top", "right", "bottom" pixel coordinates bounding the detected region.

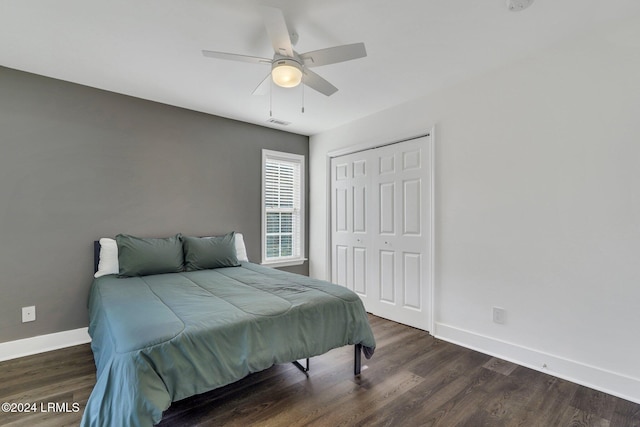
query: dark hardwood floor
[{"left": 1, "top": 315, "right": 638, "bottom": 426}]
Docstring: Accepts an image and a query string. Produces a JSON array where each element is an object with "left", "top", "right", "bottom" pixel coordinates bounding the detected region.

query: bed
[{"left": 80, "top": 233, "right": 375, "bottom": 427}]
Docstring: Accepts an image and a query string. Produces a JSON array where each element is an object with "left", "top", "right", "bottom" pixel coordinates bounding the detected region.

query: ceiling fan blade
[
  {"left": 260, "top": 6, "right": 294, "bottom": 57},
  {"left": 202, "top": 50, "right": 271, "bottom": 65},
  {"left": 252, "top": 74, "right": 271, "bottom": 96},
  {"left": 302, "top": 69, "right": 338, "bottom": 96},
  {"left": 299, "top": 42, "right": 367, "bottom": 68}
]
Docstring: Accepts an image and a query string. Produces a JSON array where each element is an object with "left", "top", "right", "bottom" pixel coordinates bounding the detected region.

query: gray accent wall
[{"left": 0, "top": 66, "right": 309, "bottom": 344}]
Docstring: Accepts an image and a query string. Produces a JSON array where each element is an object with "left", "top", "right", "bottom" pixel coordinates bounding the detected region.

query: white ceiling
[{"left": 2, "top": 0, "right": 640, "bottom": 136}]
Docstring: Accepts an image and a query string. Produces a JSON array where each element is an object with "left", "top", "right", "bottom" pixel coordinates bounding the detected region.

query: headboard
[{"left": 93, "top": 240, "right": 100, "bottom": 274}]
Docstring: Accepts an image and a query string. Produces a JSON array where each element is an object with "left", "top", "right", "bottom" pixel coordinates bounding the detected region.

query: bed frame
[{"left": 92, "top": 241, "right": 364, "bottom": 375}]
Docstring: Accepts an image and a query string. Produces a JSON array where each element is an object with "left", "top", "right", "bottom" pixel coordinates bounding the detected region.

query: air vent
[
  {"left": 267, "top": 118, "right": 291, "bottom": 126},
  {"left": 506, "top": 0, "right": 534, "bottom": 11}
]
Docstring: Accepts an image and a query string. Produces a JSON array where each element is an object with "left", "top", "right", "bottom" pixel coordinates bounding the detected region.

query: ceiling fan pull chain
[
  {"left": 269, "top": 79, "right": 273, "bottom": 117},
  {"left": 301, "top": 82, "right": 305, "bottom": 114}
]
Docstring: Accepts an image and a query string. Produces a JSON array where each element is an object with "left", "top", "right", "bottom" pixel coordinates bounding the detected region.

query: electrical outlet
[
  {"left": 22, "top": 306, "right": 36, "bottom": 323},
  {"left": 492, "top": 307, "right": 506, "bottom": 324}
]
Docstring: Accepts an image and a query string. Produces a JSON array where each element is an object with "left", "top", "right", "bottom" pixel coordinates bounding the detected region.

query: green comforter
[{"left": 80, "top": 263, "right": 375, "bottom": 426}]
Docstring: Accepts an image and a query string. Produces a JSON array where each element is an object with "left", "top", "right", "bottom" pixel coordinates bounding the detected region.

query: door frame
[{"left": 325, "top": 128, "right": 436, "bottom": 332}]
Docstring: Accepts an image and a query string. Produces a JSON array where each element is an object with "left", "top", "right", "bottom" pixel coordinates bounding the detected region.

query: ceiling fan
[{"left": 202, "top": 6, "right": 367, "bottom": 97}]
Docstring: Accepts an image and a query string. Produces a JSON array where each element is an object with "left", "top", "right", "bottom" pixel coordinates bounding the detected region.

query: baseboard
[
  {"left": 0, "top": 328, "right": 91, "bottom": 362},
  {"left": 434, "top": 322, "right": 640, "bottom": 404}
]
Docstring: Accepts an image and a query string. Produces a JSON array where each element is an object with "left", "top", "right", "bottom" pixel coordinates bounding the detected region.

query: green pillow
[
  {"left": 116, "top": 234, "right": 184, "bottom": 277},
  {"left": 182, "top": 232, "right": 240, "bottom": 271}
]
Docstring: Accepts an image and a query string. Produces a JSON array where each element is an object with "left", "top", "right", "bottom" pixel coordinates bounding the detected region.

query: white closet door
[
  {"left": 331, "top": 152, "right": 370, "bottom": 296},
  {"left": 330, "top": 136, "right": 432, "bottom": 331}
]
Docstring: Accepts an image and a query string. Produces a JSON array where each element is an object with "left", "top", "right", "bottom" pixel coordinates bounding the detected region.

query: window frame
[{"left": 261, "top": 149, "right": 306, "bottom": 267}]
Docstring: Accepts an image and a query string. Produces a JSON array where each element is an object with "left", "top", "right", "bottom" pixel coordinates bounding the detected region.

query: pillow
[
  {"left": 116, "top": 234, "right": 184, "bottom": 277},
  {"left": 182, "top": 232, "right": 241, "bottom": 271},
  {"left": 234, "top": 232, "right": 249, "bottom": 262},
  {"left": 94, "top": 238, "right": 119, "bottom": 278}
]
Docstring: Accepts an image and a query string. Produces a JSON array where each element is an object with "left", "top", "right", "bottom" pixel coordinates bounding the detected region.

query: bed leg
[
  {"left": 354, "top": 344, "right": 362, "bottom": 376},
  {"left": 292, "top": 358, "right": 310, "bottom": 377}
]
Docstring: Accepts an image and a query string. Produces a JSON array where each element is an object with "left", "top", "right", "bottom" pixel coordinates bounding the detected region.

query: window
[{"left": 261, "top": 150, "right": 305, "bottom": 266}]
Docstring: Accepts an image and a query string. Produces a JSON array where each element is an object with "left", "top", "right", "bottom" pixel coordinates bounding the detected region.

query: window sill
[{"left": 261, "top": 258, "right": 307, "bottom": 268}]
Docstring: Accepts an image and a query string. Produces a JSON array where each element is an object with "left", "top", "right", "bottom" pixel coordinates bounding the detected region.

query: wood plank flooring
[{"left": 1, "top": 315, "right": 638, "bottom": 426}]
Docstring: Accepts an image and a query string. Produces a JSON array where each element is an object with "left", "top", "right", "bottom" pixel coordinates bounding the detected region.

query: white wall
[{"left": 309, "top": 16, "right": 640, "bottom": 402}]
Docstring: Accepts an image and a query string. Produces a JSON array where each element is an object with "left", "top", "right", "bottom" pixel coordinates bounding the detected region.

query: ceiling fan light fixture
[{"left": 271, "top": 59, "right": 302, "bottom": 88}]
